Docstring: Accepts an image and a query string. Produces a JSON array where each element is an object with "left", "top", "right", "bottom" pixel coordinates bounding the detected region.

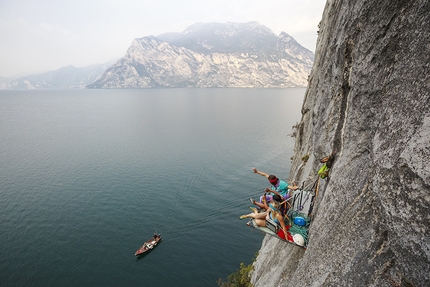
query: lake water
[{"left": 0, "top": 88, "right": 305, "bottom": 287}]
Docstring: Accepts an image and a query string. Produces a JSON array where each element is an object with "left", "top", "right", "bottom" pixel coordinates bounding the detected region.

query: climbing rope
[{"left": 287, "top": 210, "right": 311, "bottom": 246}]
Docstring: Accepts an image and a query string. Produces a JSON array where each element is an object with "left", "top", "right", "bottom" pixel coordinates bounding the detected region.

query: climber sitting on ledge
[
  {"left": 250, "top": 167, "right": 298, "bottom": 210},
  {"left": 240, "top": 194, "right": 290, "bottom": 240}
]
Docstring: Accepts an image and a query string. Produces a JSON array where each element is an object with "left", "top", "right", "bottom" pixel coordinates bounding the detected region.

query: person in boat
[
  {"left": 250, "top": 168, "right": 298, "bottom": 209},
  {"left": 239, "top": 194, "right": 289, "bottom": 240}
]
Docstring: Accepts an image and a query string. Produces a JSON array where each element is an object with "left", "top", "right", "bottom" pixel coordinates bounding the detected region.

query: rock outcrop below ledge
[{"left": 251, "top": 0, "right": 430, "bottom": 286}]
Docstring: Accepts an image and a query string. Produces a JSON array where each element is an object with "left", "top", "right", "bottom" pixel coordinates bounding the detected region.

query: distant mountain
[
  {"left": 87, "top": 22, "right": 314, "bottom": 88},
  {"left": 0, "top": 76, "right": 10, "bottom": 89},
  {"left": 3, "top": 62, "right": 113, "bottom": 90}
]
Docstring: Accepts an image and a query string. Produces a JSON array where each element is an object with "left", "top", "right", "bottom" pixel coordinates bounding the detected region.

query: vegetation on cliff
[{"left": 218, "top": 253, "right": 257, "bottom": 287}]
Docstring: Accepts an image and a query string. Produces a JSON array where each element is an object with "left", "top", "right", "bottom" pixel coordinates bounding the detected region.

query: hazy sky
[{"left": 0, "top": 0, "right": 326, "bottom": 78}]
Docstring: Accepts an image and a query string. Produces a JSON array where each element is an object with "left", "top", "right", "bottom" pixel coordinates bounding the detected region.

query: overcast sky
[{"left": 0, "top": 0, "right": 326, "bottom": 78}]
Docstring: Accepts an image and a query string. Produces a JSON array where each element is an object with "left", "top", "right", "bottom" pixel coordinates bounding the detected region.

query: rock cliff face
[
  {"left": 251, "top": 1, "right": 429, "bottom": 286},
  {"left": 87, "top": 22, "right": 314, "bottom": 88}
]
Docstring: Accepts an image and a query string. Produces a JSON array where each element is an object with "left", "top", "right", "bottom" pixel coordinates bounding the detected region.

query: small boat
[{"left": 135, "top": 233, "right": 162, "bottom": 256}]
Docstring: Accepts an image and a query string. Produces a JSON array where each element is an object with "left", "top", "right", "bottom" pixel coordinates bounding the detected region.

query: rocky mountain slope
[
  {"left": 251, "top": 0, "right": 429, "bottom": 286},
  {"left": 87, "top": 22, "right": 314, "bottom": 88}
]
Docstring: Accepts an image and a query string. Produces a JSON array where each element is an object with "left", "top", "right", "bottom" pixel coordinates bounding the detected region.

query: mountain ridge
[
  {"left": 87, "top": 22, "right": 314, "bottom": 89},
  {"left": 1, "top": 22, "right": 314, "bottom": 90},
  {"left": 1, "top": 62, "right": 114, "bottom": 90}
]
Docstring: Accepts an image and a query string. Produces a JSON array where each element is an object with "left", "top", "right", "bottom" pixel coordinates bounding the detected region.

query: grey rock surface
[
  {"left": 87, "top": 22, "right": 314, "bottom": 88},
  {"left": 251, "top": 0, "right": 429, "bottom": 286}
]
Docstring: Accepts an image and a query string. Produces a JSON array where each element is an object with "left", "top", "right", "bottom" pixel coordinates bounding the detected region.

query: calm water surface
[{"left": 0, "top": 88, "right": 304, "bottom": 287}]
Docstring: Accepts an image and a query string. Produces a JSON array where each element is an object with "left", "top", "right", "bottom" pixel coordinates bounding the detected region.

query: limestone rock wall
[
  {"left": 251, "top": 0, "right": 429, "bottom": 286},
  {"left": 87, "top": 23, "right": 314, "bottom": 89}
]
